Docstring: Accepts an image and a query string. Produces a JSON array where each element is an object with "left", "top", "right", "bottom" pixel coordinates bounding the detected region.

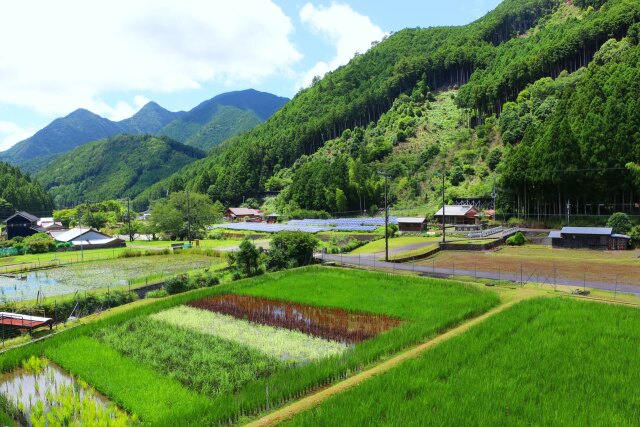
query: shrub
[
  {"left": 119, "top": 249, "right": 143, "bottom": 258},
  {"left": 146, "top": 289, "right": 169, "bottom": 299},
  {"left": 189, "top": 272, "right": 220, "bottom": 288},
  {"left": 164, "top": 274, "right": 190, "bottom": 295},
  {"left": 24, "top": 233, "right": 56, "bottom": 254},
  {"left": 268, "top": 231, "right": 319, "bottom": 271},
  {"left": 606, "top": 212, "right": 632, "bottom": 235},
  {"left": 506, "top": 231, "right": 526, "bottom": 246}
]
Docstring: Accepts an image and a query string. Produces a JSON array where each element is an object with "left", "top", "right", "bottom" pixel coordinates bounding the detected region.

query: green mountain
[
  {"left": 0, "top": 162, "right": 54, "bottom": 218},
  {"left": 0, "top": 109, "right": 127, "bottom": 170},
  {"left": 139, "top": 0, "right": 640, "bottom": 216},
  {"left": 119, "top": 101, "right": 183, "bottom": 134},
  {"left": 35, "top": 134, "right": 206, "bottom": 207},
  {"left": 159, "top": 89, "right": 289, "bottom": 150},
  {"left": 0, "top": 89, "right": 287, "bottom": 172}
]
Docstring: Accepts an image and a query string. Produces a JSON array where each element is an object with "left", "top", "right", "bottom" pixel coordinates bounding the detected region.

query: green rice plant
[
  {"left": 0, "top": 266, "right": 499, "bottom": 425},
  {"left": 94, "top": 317, "right": 283, "bottom": 397},
  {"left": 152, "top": 306, "right": 349, "bottom": 363},
  {"left": 45, "top": 336, "right": 213, "bottom": 426},
  {"left": 145, "top": 289, "right": 169, "bottom": 298},
  {"left": 288, "top": 298, "right": 640, "bottom": 426}
]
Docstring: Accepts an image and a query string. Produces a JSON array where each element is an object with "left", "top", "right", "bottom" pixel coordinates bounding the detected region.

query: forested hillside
[
  {"left": 143, "top": 0, "right": 639, "bottom": 214},
  {"left": 35, "top": 135, "right": 205, "bottom": 207},
  {"left": 0, "top": 162, "right": 53, "bottom": 218}
]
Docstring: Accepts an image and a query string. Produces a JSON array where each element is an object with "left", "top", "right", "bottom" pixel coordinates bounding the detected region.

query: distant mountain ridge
[{"left": 0, "top": 89, "right": 289, "bottom": 171}]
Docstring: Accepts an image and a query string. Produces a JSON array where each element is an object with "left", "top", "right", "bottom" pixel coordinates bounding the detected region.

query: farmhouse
[
  {"left": 54, "top": 227, "right": 126, "bottom": 249},
  {"left": 434, "top": 205, "right": 479, "bottom": 225},
  {"left": 397, "top": 217, "right": 427, "bottom": 233},
  {"left": 224, "top": 208, "right": 262, "bottom": 222},
  {"left": 2, "top": 211, "right": 41, "bottom": 240},
  {"left": 37, "top": 217, "right": 66, "bottom": 232},
  {"left": 548, "top": 227, "right": 630, "bottom": 250}
]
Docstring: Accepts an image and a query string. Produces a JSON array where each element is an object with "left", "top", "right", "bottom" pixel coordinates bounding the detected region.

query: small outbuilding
[
  {"left": 224, "top": 208, "right": 263, "bottom": 222},
  {"left": 264, "top": 213, "right": 280, "bottom": 224},
  {"left": 54, "top": 227, "right": 126, "bottom": 250},
  {"left": 549, "top": 227, "right": 630, "bottom": 250},
  {"left": 434, "top": 205, "right": 479, "bottom": 225},
  {"left": 397, "top": 217, "right": 427, "bottom": 233}
]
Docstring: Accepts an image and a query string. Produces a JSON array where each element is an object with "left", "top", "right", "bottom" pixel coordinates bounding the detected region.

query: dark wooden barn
[{"left": 3, "top": 211, "right": 41, "bottom": 240}]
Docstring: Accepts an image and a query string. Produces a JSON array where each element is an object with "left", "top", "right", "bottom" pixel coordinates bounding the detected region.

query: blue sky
[{"left": 0, "top": 0, "right": 501, "bottom": 151}]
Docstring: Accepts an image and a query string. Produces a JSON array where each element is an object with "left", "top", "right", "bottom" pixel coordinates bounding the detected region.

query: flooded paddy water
[
  {"left": 0, "top": 357, "right": 133, "bottom": 426},
  {"left": 0, "top": 254, "right": 217, "bottom": 303}
]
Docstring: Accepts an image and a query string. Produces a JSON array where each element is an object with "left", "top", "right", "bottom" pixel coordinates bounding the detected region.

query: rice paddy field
[
  {"left": 414, "top": 245, "right": 640, "bottom": 285},
  {"left": 0, "top": 253, "right": 221, "bottom": 303},
  {"left": 0, "top": 267, "right": 498, "bottom": 425},
  {"left": 288, "top": 298, "right": 640, "bottom": 426}
]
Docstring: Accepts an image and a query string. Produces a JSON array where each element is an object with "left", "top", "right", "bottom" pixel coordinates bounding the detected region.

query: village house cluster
[{"left": 1, "top": 211, "right": 125, "bottom": 249}]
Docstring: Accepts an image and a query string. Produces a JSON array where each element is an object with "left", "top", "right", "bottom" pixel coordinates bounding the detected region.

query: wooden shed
[
  {"left": 548, "top": 227, "right": 630, "bottom": 250},
  {"left": 397, "top": 217, "right": 427, "bottom": 233}
]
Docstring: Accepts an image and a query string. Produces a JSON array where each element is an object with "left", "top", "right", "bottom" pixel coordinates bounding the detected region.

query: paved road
[{"left": 319, "top": 254, "right": 640, "bottom": 296}]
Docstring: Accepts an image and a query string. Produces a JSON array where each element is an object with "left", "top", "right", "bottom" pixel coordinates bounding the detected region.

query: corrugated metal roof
[
  {"left": 561, "top": 227, "right": 612, "bottom": 236},
  {"left": 611, "top": 234, "right": 631, "bottom": 239},
  {"left": 434, "top": 205, "right": 475, "bottom": 217},
  {"left": 548, "top": 231, "right": 562, "bottom": 239},
  {"left": 54, "top": 227, "right": 93, "bottom": 242},
  {"left": 397, "top": 217, "right": 427, "bottom": 224}
]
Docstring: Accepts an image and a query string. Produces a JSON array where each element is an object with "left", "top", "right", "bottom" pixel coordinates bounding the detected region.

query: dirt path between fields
[{"left": 244, "top": 295, "right": 530, "bottom": 426}]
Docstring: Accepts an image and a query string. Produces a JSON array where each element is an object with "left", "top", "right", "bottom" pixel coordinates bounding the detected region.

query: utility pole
[
  {"left": 442, "top": 170, "right": 446, "bottom": 244},
  {"left": 566, "top": 200, "right": 571, "bottom": 226},
  {"left": 127, "top": 198, "right": 133, "bottom": 242},
  {"left": 492, "top": 178, "right": 497, "bottom": 224},
  {"left": 377, "top": 171, "right": 390, "bottom": 262},
  {"left": 77, "top": 204, "right": 84, "bottom": 262},
  {"left": 186, "top": 190, "right": 192, "bottom": 244}
]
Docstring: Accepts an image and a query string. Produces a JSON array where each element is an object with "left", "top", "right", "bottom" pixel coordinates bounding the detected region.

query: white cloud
[
  {"left": 0, "top": 121, "right": 37, "bottom": 151},
  {"left": 0, "top": 1, "right": 301, "bottom": 118},
  {"left": 298, "top": 2, "right": 386, "bottom": 89}
]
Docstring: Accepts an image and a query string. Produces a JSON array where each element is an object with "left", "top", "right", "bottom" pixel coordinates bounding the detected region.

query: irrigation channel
[{"left": 318, "top": 253, "right": 640, "bottom": 296}]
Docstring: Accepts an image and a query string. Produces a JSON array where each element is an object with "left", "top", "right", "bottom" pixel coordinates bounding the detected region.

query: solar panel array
[{"left": 208, "top": 217, "right": 395, "bottom": 234}]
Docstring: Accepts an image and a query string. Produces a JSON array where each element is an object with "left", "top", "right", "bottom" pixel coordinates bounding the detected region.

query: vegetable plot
[{"left": 152, "top": 306, "right": 349, "bottom": 363}]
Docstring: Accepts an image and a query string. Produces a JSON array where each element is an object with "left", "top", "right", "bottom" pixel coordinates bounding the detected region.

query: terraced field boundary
[{"left": 246, "top": 296, "right": 529, "bottom": 427}]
